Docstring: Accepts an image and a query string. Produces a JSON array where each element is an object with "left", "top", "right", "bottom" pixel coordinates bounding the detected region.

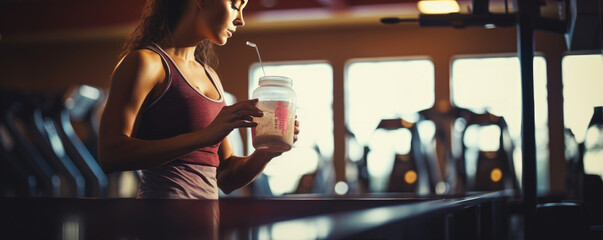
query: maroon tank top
[{"left": 135, "top": 44, "right": 226, "bottom": 167}]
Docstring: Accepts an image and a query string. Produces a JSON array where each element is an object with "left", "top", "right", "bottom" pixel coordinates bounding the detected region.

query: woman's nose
[{"left": 235, "top": 12, "right": 245, "bottom": 26}]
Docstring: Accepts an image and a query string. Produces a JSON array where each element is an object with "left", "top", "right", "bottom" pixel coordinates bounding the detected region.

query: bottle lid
[{"left": 259, "top": 76, "right": 293, "bottom": 87}]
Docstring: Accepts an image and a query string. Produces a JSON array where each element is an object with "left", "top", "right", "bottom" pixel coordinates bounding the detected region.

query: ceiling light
[{"left": 417, "top": 0, "right": 460, "bottom": 14}]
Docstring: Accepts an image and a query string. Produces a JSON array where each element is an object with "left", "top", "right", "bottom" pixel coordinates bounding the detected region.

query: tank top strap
[
  {"left": 145, "top": 43, "right": 176, "bottom": 74},
  {"left": 142, "top": 43, "right": 175, "bottom": 111},
  {"left": 203, "top": 65, "right": 225, "bottom": 99}
]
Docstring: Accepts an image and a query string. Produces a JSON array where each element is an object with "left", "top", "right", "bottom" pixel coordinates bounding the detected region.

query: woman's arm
[
  {"left": 98, "top": 50, "right": 260, "bottom": 173},
  {"left": 217, "top": 119, "right": 300, "bottom": 194}
]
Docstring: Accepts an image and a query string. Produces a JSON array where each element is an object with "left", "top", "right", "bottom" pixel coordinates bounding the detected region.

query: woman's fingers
[
  {"left": 229, "top": 109, "right": 261, "bottom": 123},
  {"left": 225, "top": 99, "right": 264, "bottom": 128},
  {"left": 230, "top": 99, "right": 260, "bottom": 112},
  {"left": 225, "top": 99, "right": 263, "bottom": 121},
  {"left": 293, "top": 119, "right": 300, "bottom": 142},
  {"left": 231, "top": 119, "right": 258, "bottom": 128},
  {"left": 234, "top": 108, "right": 263, "bottom": 118}
]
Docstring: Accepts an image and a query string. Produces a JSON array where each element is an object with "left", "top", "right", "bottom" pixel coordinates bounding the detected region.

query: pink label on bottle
[{"left": 275, "top": 101, "right": 289, "bottom": 135}]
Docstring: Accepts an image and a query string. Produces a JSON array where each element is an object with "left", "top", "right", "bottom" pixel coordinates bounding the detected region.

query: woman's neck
[{"left": 165, "top": 45, "right": 197, "bottom": 62}]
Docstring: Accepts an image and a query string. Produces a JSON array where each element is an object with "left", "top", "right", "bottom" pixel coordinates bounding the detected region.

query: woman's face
[{"left": 199, "top": 0, "right": 247, "bottom": 45}]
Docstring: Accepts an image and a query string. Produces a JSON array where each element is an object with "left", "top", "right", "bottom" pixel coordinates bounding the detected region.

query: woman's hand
[
  {"left": 202, "top": 99, "right": 263, "bottom": 146},
  {"left": 293, "top": 115, "right": 300, "bottom": 143},
  {"left": 217, "top": 115, "right": 300, "bottom": 193}
]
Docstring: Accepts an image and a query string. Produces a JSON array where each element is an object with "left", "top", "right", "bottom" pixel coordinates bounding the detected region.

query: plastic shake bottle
[{"left": 251, "top": 76, "right": 296, "bottom": 152}]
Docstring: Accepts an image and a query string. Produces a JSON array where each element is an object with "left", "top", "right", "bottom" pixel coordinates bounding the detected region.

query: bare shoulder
[{"left": 112, "top": 49, "right": 165, "bottom": 86}]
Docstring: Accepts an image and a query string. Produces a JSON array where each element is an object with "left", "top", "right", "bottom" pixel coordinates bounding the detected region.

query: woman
[{"left": 98, "top": 0, "right": 299, "bottom": 199}]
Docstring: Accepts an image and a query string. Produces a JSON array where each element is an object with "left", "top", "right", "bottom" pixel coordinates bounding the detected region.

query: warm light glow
[
  {"left": 562, "top": 54, "right": 603, "bottom": 143},
  {"left": 418, "top": 0, "right": 460, "bottom": 14},
  {"left": 563, "top": 54, "right": 603, "bottom": 179},
  {"left": 404, "top": 170, "right": 418, "bottom": 184},
  {"left": 490, "top": 168, "right": 503, "bottom": 182},
  {"left": 401, "top": 119, "right": 414, "bottom": 128},
  {"left": 346, "top": 59, "right": 434, "bottom": 192},
  {"left": 452, "top": 56, "right": 549, "bottom": 192}
]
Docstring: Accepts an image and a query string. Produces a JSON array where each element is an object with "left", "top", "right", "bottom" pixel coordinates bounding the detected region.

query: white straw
[{"left": 246, "top": 41, "right": 266, "bottom": 77}]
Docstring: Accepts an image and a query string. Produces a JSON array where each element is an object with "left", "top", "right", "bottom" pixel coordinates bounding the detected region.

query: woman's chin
[{"left": 211, "top": 38, "right": 228, "bottom": 46}]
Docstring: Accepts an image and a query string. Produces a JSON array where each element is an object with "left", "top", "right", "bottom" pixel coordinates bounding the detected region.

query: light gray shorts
[{"left": 137, "top": 161, "right": 219, "bottom": 199}]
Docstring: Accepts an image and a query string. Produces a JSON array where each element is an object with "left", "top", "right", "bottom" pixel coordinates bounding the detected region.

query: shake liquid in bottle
[{"left": 251, "top": 76, "right": 296, "bottom": 152}]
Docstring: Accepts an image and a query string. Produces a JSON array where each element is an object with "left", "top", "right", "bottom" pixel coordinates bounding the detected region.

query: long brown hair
[{"left": 119, "top": 0, "right": 218, "bottom": 68}]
